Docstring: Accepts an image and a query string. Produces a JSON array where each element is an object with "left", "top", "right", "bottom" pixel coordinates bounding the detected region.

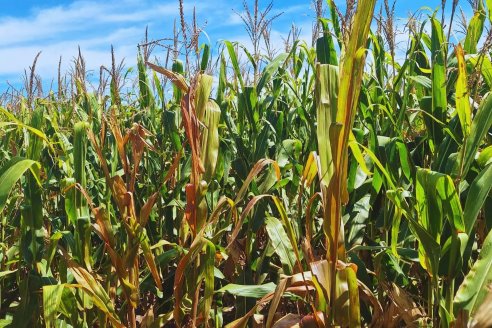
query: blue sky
[{"left": 0, "top": 0, "right": 473, "bottom": 93}]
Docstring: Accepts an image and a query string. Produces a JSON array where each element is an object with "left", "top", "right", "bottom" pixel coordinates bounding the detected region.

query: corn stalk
[{"left": 315, "top": 0, "right": 376, "bottom": 325}]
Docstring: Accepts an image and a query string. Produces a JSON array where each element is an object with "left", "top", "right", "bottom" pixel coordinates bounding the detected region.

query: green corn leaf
[
  {"left": 440, "top": 231, "right": 469, "bottom": 279},
  {"left": 257, "top": 52, "right": 288, "bottom": 94},
  {"left": 0, "top": 270, "right": 16, "bottom": 279},
  {"left": 60, "top": 178, "right": 76, "bottom": 225},
  {"left": 73, "top": 122, "right": 89, "bottom": 217},
  {"left": 73, "top": 122, "right": 91, "bottom": 269},
  {"left": 57, "top": 287, "right": 77, "bottom": 321},
  {"left": 224, "top": 41, "right": 245, "bottom": 91},
  {"left": 217, "top": 283, "right": 277, "bottom": 298},
  {"left": 486, "top": 0, "right": 492, "bottom": 24},
  {"left": 67, "top": 259, "right": 124, "bottom": 327},
  {"left": 0, "top": 157, "right": 40, "bottom": 213},
  {"left": 409, "top": 216, "right": 441, "bottom": 279},
  {"left": 137, "top": 222, "right": 163, "bottom": 291},
  {"left": 454, "top": 92, "right": 492, "bottom": 178},
  {"left": 327, "top": 0, "right": 342, "bottom": 47},
  {"left": 417, "top": 169, "right": 465, "bottom": 233},
  {"left": 272, "top": 196, "right": 303, "bottom": 269},
  {"left": 430, "top": 16, "right": 447, "bottom": 144},
  {"left": 202, "top": 240, "right": 216, "bottom": 326},
  {"left": 315, "top": 63, "right": 338, "bottom": 187},
  {"left": 153, "top": 70, "right": 165, "bottom": 106},
  {"left": 43, "top": 284, "right": 65, "bottom": 328},
  {"left": 265, "top": 216, "right": 296, "bottom": 275},
  {"left": 0, "top": 106, "right": 54, "bottom": 154},
  {"left": 348, "top": 133, "right": 372, "bottom": 176},
  {"left": 277, "top": 139, "right": 302, "bottom": 168},
  {"left": 478, "top": 145, "right": 492, "bottom": 167},
  {"left": 469, "top": 55, "right": 492, "bottom": 88},
  {"left": 346, "top": 264, "right": 361, "bottom": 327},
  {"left": 21, "top": 107, "right": 46, "bottom": 267},
  {"left": 455, "top": 44, "right": 472, "bottom": 137},
  {"left": 200, "top": 43, "right": 210, "bottom": 72},
  {"left": 316, "top": 19, "right": 338, "bottom": 66},
  {"left": 239, "top": 44, "right": 256, "bottom": 71},
  {"left": 464, "top": 3, "right": 486, "bottom": 54},
  {"left": 455, "top": 228, "right": 492, "bottom": 315},
  {"left": 357, "top": 142, "right": 397, "bottom": 190},
  {"left": 407, "top": 75, "right": 432, "bottom": 89},
  {"left": 416, "top": 168, "right": 466, "bottom": 276},
  {"left": 463, "top": 163, "right": 492, "bottom": 234}
]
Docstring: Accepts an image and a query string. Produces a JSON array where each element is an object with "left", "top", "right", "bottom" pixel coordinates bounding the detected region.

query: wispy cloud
[
  {"left": 0, "top": 27, "right": 142, "bottom": 75},
  {"left": 0, "top": 1, "right": 179, "bottom": 47},
  {"left": 0, "top": 0, "right": 321, "bottom": 92},
  {"left": 0, "top": 0, "right": 181, "bottom": 89}
]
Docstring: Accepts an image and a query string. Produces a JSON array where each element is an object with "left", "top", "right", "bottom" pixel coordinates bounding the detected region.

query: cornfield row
[{"left": 1, "top": 1, "right": 492, "bottom": 327}]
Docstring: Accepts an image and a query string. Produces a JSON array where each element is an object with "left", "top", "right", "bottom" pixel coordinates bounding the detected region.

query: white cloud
[
  {"left": 0, "top": 1, "right": 179, "bottom": 47},
  {"left": 0, "top": 0, "right": 320, "bottom": 92},
  {"left": 0, "top": 25, "right": 144, "bottom": 80},
  {"left": 0, "top": 0, "right": 182, "bottom": 90}
]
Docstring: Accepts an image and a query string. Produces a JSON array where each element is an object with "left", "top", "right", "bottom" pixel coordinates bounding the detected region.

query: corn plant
[{"left": 1, "top": 1, "right": 492, "bottom": 327}]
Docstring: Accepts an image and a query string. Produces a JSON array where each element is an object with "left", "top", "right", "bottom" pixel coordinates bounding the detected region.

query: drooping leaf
[
  {"left": 67, "top": 259, "right": 124, "bottom": 327},
  {"left": 0, "top": 157, "right": 40, "bottom": 213}
]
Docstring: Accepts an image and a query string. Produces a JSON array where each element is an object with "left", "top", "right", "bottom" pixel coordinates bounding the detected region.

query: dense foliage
[{"left": 1, "top": 1, "right": 492, "bottom": 327}]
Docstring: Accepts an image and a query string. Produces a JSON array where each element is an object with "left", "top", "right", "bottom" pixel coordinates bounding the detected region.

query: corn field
[{"left": 1, "top": 0, "right": 492, "bottom": 327}]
